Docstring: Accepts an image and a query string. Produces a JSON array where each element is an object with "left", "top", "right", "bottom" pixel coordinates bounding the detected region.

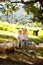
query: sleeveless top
[{"left": 22, "top": 34, "right": 28, "bottom": 40}]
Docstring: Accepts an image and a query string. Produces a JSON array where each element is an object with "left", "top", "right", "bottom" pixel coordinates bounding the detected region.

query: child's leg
[
  {"left": 26, "top": 40, "right": 29, "bottom": 46},
  {"left": 20, "top": 40, "right": 22, "bottom": 48},
  {"left": 22, "top": 40, "right": 26, "bottom": 50},
  {"left": 25, "top": 40, "right": 29, "bottom": 52},
  {"left": 21, "top": 40, "right": 24, "bottom": 49},
  {"left": 17, "top": 41, "right": 19, "bottom": 48},
  {"left": 20, "top": 41, "right": 24, "bottom": 49}
]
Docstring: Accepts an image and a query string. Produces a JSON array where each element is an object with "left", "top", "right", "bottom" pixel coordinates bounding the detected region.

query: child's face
[
  {"left": 22, "top": 29, "right": 27, "bottom": 34},
  {"left": 18, "top": 30, "right": 22, "bottom": 34}
]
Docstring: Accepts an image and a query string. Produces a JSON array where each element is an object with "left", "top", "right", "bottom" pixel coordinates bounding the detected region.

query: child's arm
[
  {"left": 18, "top": 36, "right": 20, "bottom": 40},
  {"left": 17, "top": 36, "right": 21, "bottom": 41},
  {"left": 26, "top": 34, "right": 29, "bottom": 40}
]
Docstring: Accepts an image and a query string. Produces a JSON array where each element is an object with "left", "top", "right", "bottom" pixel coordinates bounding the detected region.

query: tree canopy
[
  {"left": 0, "top": 0, "right": 43, "bottom": 23},
  {"left": 0, "top": 0, "right": 43, "bottom": 7},
  {"left": 21, "top": 1, "right": 43, "bottom": 23}
]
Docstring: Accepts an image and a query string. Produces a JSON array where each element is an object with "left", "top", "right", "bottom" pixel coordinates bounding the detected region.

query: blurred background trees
[{"left": 0, "top": 0, "right": 43, "bottom": 23}]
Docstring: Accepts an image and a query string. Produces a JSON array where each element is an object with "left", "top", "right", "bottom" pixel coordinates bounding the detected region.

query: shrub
[{"left": 38, "top": 30, "right": 43, "bottom": 39}]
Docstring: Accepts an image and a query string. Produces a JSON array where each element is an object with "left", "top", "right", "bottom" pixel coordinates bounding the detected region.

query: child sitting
[
  {"left": 17, "top": 29, "right": 23, "bottom": 48},
  {"left": 22, "top": 28, "right": 29, "bottom": 47}
]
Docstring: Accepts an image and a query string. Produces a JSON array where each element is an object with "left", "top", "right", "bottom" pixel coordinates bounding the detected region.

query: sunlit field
[{"left": 0, "top": 22, "right": 43, "bottom": 43}]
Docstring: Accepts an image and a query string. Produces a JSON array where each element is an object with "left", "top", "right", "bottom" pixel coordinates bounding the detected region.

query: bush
[
  {"left": 38, "top": 30, "right": 43, "bottom": 39},
  {"left": 27, "top": 30, "right": 33, "bottom": 35},
  {"left": 0, "top": 22, "right": 17, "bottom": 33}
]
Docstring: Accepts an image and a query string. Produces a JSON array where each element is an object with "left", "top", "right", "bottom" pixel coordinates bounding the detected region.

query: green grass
[
  {"left": 29, "top": 38, "right": 43, "bottom": 44},
  {"left": 0, "top": 22, "right": 43, "bottom": 44},
  {"left": 0, "top": 35, "right": 17, "bottom": 43},
  {"left": 0, "top": 30, "right": 43, "bottom": 44}
]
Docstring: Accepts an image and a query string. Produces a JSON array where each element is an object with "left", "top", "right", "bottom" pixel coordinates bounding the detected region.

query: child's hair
[
  {"left": 18, "top": 29, "right": 22, "bottom": 33},
  {"left": 22, "top": 28, "right": 27, "bottom": 33}
]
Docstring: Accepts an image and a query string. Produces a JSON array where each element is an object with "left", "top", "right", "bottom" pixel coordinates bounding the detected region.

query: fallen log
[
  {"left": 0, "top": 42, "right": 43, "bottom": 54},
  {"left": 29, "top": 45, "right": 43, "bottom": 51}
]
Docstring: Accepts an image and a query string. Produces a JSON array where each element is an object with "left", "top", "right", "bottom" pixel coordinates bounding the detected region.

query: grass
[
  {"left": 29, "top": 38, "right": 43, "bottom": 44},
  {"left": 0, "top": 35, "right": 17, "bottom": 43},
  {"left": 0, "top": 30, "right": 43, "bottom": 44}
]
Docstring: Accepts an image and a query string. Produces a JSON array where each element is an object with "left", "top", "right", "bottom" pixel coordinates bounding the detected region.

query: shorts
[
  {"left": 21, "top": 40, "right": 29, "bottom": 46},
  {"left": 19, "top": 40, "right": 30, "bottom": 48}
]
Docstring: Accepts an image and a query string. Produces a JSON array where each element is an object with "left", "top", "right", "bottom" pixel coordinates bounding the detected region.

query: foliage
[
  {"left": 23, "top": 3, "right": 43, "bottom": 23},
  {"left": 0, "top": 22, "right": 24, "bottom": 33},
  {"left": 38, "top": 30, "right": 43, "bottom": 39},
  {"left": 0, "top": 22, "right": 43, "bottom": 41},
  {"left": 27, "top": 30, "right": 33, "bottom": 35},
  {"left": 1, "top": 1, "right": 19, "bottom": 22}
]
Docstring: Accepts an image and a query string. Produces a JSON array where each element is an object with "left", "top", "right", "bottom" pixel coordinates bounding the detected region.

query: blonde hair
[
  {"left": 18, "top": 29, "right": 22, "bottom": 33},
  {"left": 22, "top": 28, "right": 27, "bottom": 33}
]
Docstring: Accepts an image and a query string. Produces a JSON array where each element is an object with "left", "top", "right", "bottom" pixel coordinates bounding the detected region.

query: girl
[
  {"left": 17, "top": 29, "right": 23, "bottom": 48},
  {"left": 22, "top": 28, "right": 29, "bottom": 47}
]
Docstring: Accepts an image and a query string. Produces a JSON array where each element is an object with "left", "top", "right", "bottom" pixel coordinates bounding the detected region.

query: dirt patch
[{"left": 0, "top": 58, "right": 30, "bottom": 65}]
